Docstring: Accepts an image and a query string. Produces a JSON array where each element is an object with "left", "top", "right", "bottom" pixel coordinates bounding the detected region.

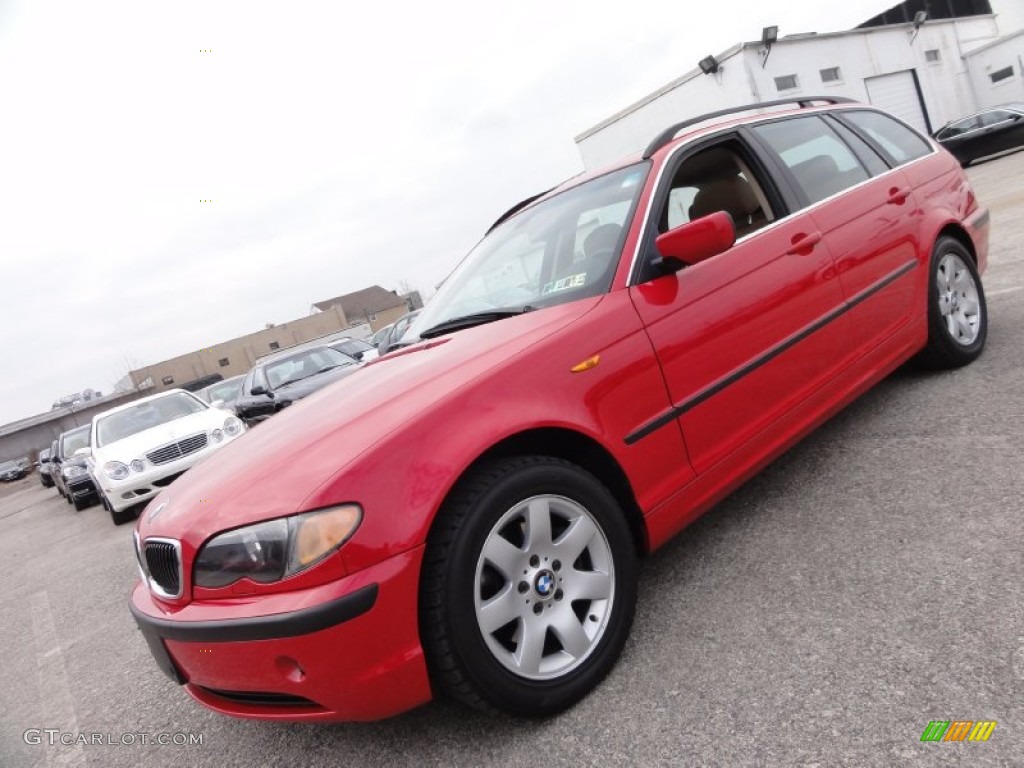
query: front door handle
[
  {"left": 887, "top": 187, "right": 911, "bottom": 205},
  {"left": 786, "top": 231, "right": 822, "bottom": 255}
]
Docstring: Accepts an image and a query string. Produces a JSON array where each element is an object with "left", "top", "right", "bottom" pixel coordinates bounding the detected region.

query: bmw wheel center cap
[{"left": 534, "top": 570, "right": 555, "bottom": 599}]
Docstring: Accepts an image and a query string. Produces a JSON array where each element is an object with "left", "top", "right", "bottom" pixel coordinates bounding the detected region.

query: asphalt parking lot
[{"left": 3, "top": 153, "right": 1023, "bottom": 768}]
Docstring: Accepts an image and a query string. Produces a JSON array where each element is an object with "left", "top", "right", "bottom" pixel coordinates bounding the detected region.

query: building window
[
  {"left": 269, "top": 341, "right": 280, "bottom": 350},
  {"left": 774, "top": 74, "right": 799, "bottom": 92},
  {"left": 218, "top": 357, "right": 229, "bottom": 367},
  {"left": 161, "top": 375, "right": 174, "bottom": 386},
  {"left": 925, "top": 49, "right": 941, "bottom": 63},
  {"left": 990, "top": 66, "right": 1014, "bottom": 84},
  {"left": 820, "top": 67, "right": 841, "bottom": 83}
]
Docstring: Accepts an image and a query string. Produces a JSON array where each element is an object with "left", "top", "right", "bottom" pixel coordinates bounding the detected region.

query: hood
[
  {"left": 271, "top": 363, "right": 360, "bottom": 401},
  {"left": 95, "top": 408, "right": 232, "bottom": 463},
  {"left": 138, "top": 299, "right": 599, "bottom": 545}
]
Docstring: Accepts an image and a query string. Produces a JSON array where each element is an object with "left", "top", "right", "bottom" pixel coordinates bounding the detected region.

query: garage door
[{"left": 864, "top": 70, "right": 930, "bottom": 133}]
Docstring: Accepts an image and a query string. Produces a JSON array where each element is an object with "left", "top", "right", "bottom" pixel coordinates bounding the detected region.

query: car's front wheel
[
  {"left": 420, "top": 456, "right": 637, "bottom": 717},
  {"left": 916, "top": 236, "right": 987, "bottom": 369}
]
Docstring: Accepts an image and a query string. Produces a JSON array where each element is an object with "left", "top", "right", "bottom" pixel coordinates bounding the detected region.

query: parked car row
[
  {"left": 34, "top": 389, "right": 247, "bottom": 524},
  {"left": 31, "top": 333, "right": 388, "bottom": 522}
]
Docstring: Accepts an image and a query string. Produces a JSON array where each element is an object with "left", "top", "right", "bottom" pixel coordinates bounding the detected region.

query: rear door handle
[
  {"left": 887, "top": 187, "right": 911, "bottom": 205},
  {"left": 786, "top": 231, "right": 822, "bottom": 255}
]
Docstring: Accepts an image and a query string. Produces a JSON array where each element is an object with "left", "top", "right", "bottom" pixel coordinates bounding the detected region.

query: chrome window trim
[{"left": 625, "top": 108, "right": 938, "bottom": 287}]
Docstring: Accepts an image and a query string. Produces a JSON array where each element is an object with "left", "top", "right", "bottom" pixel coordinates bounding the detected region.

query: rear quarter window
[{"left": 842, "top": 110, "right": 932, "bottom": 166}]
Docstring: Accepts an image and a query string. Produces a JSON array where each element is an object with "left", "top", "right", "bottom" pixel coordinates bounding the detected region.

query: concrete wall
[
  {"left": 576, "top": 17, "right": 1000, "bottom": 169},
  {"left": 129, "top": 305, "right": 351, "bottom": 394},
  {"left": 964, "top": 30, "right": 1024, "bottom": 108}
]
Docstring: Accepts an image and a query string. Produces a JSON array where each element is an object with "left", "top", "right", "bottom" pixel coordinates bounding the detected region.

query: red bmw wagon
[{"left": 131, "top": 97, "right": 988, "bottom": 721}]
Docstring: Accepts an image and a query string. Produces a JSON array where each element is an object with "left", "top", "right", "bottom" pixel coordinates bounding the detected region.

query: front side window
[
  {"left": 659, "top": 143, "right": 775, "bottom": 238},
  {"left": 842, "top": 110, "right": 932, "bottom": 166},
  {"left": 96, "top": 393, "right": 207, "bottom": 447},
  {"left": 753, "top": 116, "right": 870, "bottom": 205},
  {"left": 938, "top": 117, "right": 981, "bottom": 139},
  {"left": 408, "top": 164, "right": 649, "bottom": 340}
]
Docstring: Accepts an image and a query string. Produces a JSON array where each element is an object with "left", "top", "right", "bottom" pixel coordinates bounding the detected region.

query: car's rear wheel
[
  {"left": 915, "top": 236, "right": 987, "bottom": 369},
  {"left": 420, "top": 456, "right": 636, "bottom": 717}
]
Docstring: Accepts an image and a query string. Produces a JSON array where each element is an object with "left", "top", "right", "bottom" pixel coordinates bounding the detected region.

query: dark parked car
[
  {"left": 933, "top": 104, "right": 1024, "bottom": 166},
  {"left": 195, "top": 375, "right": 246, "bottom": 412},
  {"left": 51, "top": 424, "right": 98, "bottom": 511},
  {"left": 37, "top": 448, "right": 54, "bottom": 487},
  {"left": 0, "top": 460, "right": 27, "bottom": 482},
  {"left": 234, "top": 345, "right": 361, "bottom": 426}
]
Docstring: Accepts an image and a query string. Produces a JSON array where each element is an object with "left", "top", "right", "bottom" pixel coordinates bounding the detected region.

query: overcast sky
[{"left": 0, "top": 0, "right": 892, "bottom": 425}]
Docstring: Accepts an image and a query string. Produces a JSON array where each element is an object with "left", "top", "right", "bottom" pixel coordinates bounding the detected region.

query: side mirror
[
  {"left": 210, "top": 399, "right": 225, "bottom": 409},
  {"left": 74, "top": 447, "right": 92, "bottom": 458},
  {"left": 250, "top": 385, "right": 274, "bottom": 398},
  {"left": 653, "top": 211, "right": 736, "bottom": 273}
]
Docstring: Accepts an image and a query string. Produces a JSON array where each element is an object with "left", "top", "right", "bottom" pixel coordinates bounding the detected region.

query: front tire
[
  {"left": 915, "top": 236, "right": 987, "bottom": 369},
  {"left": 420, "top": 456, "right": 637, "bottom": 718}
]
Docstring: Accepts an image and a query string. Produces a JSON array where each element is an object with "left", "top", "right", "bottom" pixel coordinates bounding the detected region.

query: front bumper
[
  {"left": 67, "top": 476, "right": 97, "bottom": 500},
  {"left": 129, "top": 545, "right": 431, "bottom": 722}
]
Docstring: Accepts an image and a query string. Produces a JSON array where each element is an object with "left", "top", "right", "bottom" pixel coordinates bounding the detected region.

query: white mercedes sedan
[{"left": 86, "top": 389, "right": 246, "bottom": 524}]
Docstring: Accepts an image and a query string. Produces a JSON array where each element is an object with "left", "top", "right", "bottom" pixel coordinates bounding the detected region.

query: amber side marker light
[
  {"left": 294, "top": 505, "right": 362, "bottom": 566},
  {"left": 571, "top": 355, "right": 600, "bottom": 373}
]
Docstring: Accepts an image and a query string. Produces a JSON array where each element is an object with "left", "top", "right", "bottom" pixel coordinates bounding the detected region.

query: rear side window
[
  {"left": 842, "top": 110, "right": 931, "bottom": 166},
  {"left": 752, "top": 116, "right": 870, "bottom": 205}
]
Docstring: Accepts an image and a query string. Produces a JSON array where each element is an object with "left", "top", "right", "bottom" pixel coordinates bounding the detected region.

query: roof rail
[
  {"left": 642, "top": 96, "right": 857, "bottom": 159},
  {"left": 486, "top": 187, "right": 555, "bottom": 234}
]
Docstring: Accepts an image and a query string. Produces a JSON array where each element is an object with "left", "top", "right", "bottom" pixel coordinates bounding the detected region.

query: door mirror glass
[{"left": 653, "top": 211, "right": 736, "bottom": 272}]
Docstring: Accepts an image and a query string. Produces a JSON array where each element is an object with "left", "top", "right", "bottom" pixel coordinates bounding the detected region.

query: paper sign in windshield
[{"left": 542, "top": 273, "right": 586, "bottom": 295}]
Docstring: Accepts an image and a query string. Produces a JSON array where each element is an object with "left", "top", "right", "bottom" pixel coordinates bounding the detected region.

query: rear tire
[
  {"left": 420, "top": 456, "right": 637, "bottom": 718},
  {"left": 915, "top": 236, "right": 987, "bottom": 369}
]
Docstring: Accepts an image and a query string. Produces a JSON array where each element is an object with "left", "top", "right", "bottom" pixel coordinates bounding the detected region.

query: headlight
[
  {"left": 62, "top": 465, "right": 86, "bottom": 479},
  {"left": 103, "top": 461, "right": 129, "bottom": 481},
  {"left": 194, "top": 505, "right": 362, "bottom": 588},
  {"left": 210, "top": 428, "right": 223, "bottom": 443},
  {"left": 130, "top": 459, "right": 146, "bottom": 472},
  {"left": 223, "top": 416, "right": 243, "bottom": 437}
]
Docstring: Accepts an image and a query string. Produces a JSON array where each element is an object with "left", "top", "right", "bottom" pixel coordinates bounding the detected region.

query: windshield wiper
[
  {"left": 277, "top": 365, "right": 342, "bottom": 388},
  {"left": 418, "top": 306, "right": 536, "bottom": 340}
]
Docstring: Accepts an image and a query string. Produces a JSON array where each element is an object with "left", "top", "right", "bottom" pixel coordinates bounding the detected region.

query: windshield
[
  {"left": 408, "top": 163, "right": 648, "bottom": 340},
  {"left": 0, "top": 461, "right": 20, "bottom": 472},
  {"left": 97, "top": 392, "right": 207, "bottom": 447},
  {"left": 60, "top": 426, "right": 91, "bottom": 457},
  {"left": 261, "top": 347, "right": 353, "bottom": 389},
  {"left": 200, "top": 378, "right": 244, "bottom": 404}
]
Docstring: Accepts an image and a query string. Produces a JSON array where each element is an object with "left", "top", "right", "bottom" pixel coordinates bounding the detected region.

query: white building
[{"left": 576, "top": 0, "right": 1024, "bottom": 169}]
